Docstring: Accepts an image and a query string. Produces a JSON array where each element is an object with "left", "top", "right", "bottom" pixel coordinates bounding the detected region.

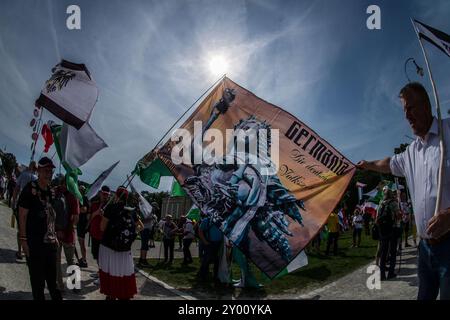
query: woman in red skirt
[{"left": 99, "top": 186, "right": 143, "bottom": 300}]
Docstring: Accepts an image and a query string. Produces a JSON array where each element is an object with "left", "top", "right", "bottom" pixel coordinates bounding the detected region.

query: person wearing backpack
[
  {"left": 375, "top": 186, "right": 400, "bottom": 281},
  {"left": 53, "top": 176, "right": 80, "bottom": 293},
  {"left": 98, "top": 186, "right": 143, "bottom": 300}
]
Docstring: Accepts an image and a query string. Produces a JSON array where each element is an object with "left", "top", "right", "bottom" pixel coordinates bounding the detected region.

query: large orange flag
[{"left": 144, "top": 77, "right": 355, "bottom": 278}]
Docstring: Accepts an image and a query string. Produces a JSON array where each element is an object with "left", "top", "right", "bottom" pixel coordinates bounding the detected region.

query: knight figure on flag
[{"left": 182, "top": 88, "right": 305, "bottom": 262}]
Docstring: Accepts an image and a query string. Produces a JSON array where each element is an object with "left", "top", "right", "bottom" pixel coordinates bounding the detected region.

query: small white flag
[
  {"left": 129, "top": 181, "right": 153, "bottom": 219},
  {"left": 60, "top": 122, "right": 107, "bottom": 169}
]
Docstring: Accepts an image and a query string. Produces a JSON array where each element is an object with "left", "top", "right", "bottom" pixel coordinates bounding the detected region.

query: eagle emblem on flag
[{"left": 45, "top": 69, "right": 76, "bottom": 93}]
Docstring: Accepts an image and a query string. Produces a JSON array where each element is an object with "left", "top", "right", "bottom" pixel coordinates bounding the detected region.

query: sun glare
[{"left": 208, "top": 55, "right": 229, "bottom": 76}]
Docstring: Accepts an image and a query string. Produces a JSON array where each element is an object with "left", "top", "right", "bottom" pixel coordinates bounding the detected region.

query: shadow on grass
[
  {"left": 187, "top": 279, "right": 269, "bottom": 300},
  {"left": 147, "top": 262, "right": 198, "bottom": 275},
  {"left": 139, "top": 280, "right": 181, "bottom": 298}
]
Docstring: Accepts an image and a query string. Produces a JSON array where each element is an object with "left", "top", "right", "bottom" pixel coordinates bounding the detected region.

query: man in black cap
[{"left": 17, "top": 157, "right": 62, "bottom": 300}]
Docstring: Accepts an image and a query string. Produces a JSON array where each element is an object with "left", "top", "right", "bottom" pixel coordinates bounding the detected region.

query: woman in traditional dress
[{"left": 99, "top": 186, "right": 143, "bottom": 300}]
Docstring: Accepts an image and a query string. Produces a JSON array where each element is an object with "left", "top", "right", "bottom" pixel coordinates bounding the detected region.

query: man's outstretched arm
[{"left": 356, "top": 157, "right": 392, "bottom": 174}]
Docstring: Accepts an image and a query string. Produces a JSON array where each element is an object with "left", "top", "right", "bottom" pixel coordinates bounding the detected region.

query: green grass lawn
[{"left": 137, "top": 230, "right": 378, "bottom": 297}]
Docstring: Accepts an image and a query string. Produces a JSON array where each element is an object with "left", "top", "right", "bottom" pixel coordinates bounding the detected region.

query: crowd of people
[
  {"left": 0, "top": 156, "right": 232, "bottom": 300},
  {"left": 0, "top": 157, "right": 141, "bottom": 299},
  {"left": 307, "top": 188, "right": 417, "bottom": 281},
  {"left": 1, "top": 82, "right": 449, "bottom": 301},
  {"left": 0, "top": 154, "right": 433, "bottom": 300},
  {"left": 156, "top": 211, "right": 227, "bottom": 283}
]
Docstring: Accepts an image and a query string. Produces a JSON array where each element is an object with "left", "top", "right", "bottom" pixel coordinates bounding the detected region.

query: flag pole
[
  {"left": 30, "top": 108, "right": 44, "bottom": 162},
  {"left": 153, "top": 74, "right": 227, "bottom": 150},
  {"left": 124, "top": 174, "right": 135, "bottom": 190},
  {"left": 411, "top": 18, "right": 446, "bottom": 217},
  {"left": 124, "top": 173, "right": 135, "bottom": 189},
  {"left": 131, "top": 74, "right": 227, "bottom": 190},
  {"left": 38, "top": 149, "right": 44, "bottom": 160}
]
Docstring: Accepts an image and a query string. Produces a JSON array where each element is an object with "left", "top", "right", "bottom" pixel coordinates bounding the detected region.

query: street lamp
[{"left": 404, "top": 58, "right": 424, "bottom": 83}]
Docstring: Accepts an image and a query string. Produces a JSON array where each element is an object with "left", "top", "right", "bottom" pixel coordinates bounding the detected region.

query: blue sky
[{"left": 1, "top": 0, "right": 450, "bottom": 192}]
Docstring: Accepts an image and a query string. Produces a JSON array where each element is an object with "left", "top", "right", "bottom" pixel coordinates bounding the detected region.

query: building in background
[{"left": 161, "top": 196, "right": 192, "bottom": 220}]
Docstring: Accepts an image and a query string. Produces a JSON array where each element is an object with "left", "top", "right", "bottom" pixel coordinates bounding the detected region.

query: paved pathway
[
  {"left": 0, "top": 201, "right": 183, "bottom": 300},
  {"left": 294, "top": 245, "right": 419, "bottom": 300}
]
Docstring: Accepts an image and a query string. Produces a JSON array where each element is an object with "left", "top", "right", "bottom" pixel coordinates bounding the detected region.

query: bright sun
[{"left": 208, "top": 55, "right": 229, "bottom": 76}]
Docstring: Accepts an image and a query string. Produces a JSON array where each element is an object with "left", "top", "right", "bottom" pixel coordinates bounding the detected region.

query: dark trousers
[
  {"left": 326, "top": 232, "right": 339, "bottom": 255},
  {"left": 379, "top": 234, "right": 397, "bottom": 278},
  {"left": 199, "top": 241, "right": 221, "bottom": 280},
  {"left": 163, "top": 238, "right": 175, "bottom": 262},
  {"left": 26, "top": 245, "right": 62, "bottom": 300},
  {"left": 417, "top": 238, "right": 450, "bottom": 300},
  {"left": 178, "top": 235, "right": 183, "bottom": 249},
  {"left": 353, "top": 228, "right": 362, "bottom": 246},
  {"left": 140, "top": 228, "right": 151, "bottom": 251},
  {"left": 364, "top": 222, "right": 371, "bottom": 236},
  {"left": 183, "top": 238, "right": 193, "bottom": 263},
  {"left": 311, "top": 234, "right": 321, "bottom": 249}
]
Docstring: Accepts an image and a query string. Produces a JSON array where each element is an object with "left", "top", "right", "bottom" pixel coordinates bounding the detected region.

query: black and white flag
[
  {"left": 86, "top": 161, "right": 120, "bottom": 200},
  {"left": 36, "top": 60, "right": 99, "bottom": 129},
  {"left": 413, "top": 19, "right": 450, "bottom": 58}
]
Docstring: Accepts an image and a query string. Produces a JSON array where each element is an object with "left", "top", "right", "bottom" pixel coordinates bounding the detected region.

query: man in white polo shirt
[{"left": 357, "top": 82, "right": 450, "bottom": 300}]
